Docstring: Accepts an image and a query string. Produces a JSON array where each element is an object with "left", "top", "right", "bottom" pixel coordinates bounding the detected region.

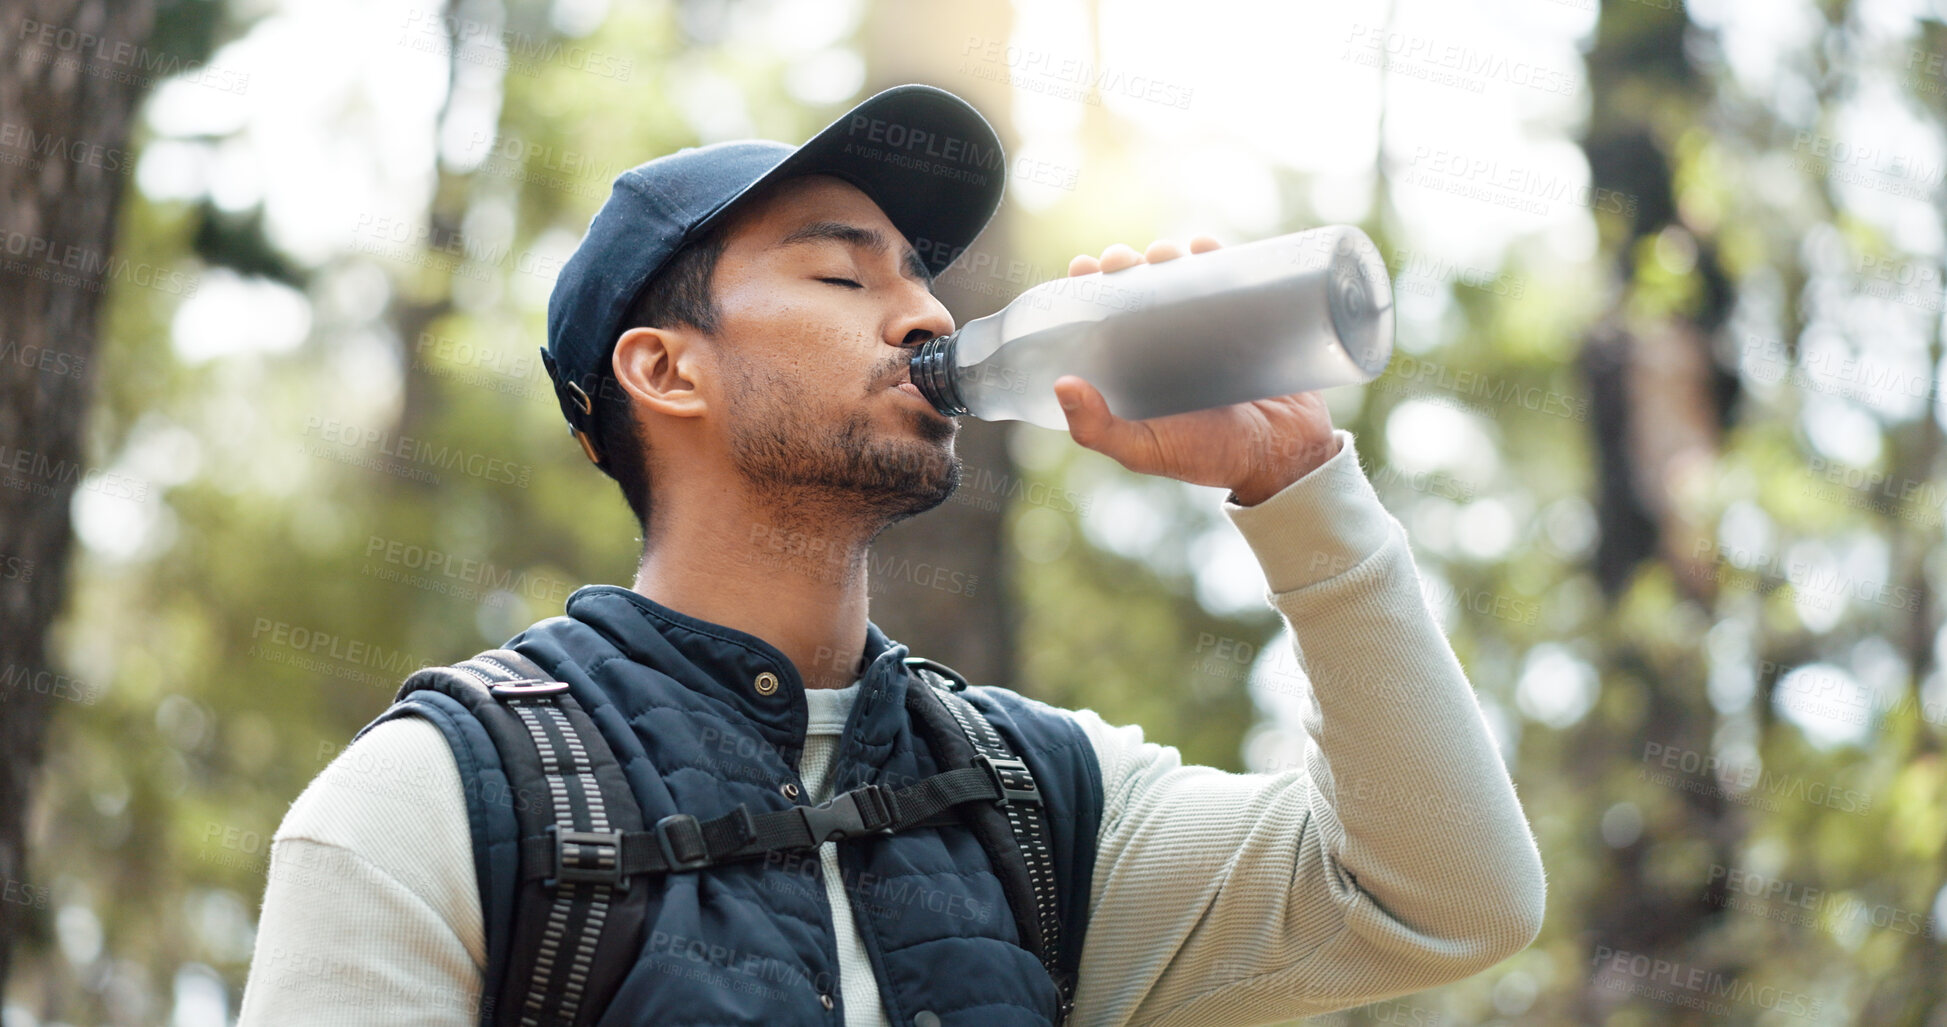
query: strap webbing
[
  {"left": 513, "top": 763, "right": 1017, "bottom": 883},
  {"left": 454, "top": 651, "right": 615, "bottom": 1027},
  {"left": 927, "top": 679, "right": 1074, "bottom": 1023}
]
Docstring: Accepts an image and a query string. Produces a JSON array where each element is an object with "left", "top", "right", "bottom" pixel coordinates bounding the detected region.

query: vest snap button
[
  {"left": 754, "top": 671, "right": 779, "bottom": 696},
  {"left": 781, "top": 782, "right": 800, "bottom": 800},
  {"left": 819, "top": 993, "right": 835, "bottom": 1010},
  {"left": 913, "top": 1012, "right": 940, "bottom": 1027}
]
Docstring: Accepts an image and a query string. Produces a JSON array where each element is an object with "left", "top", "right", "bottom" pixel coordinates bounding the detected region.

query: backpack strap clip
[
  {"left": 796, "top": 782, "right": 898, "bottom": 843},
  {"left": 549, "top": 825, "right": 629, "bottom": 889},
  {"left": 972, "top": 753, "right": 1040, "bottom": 808},
  {"left": 491, "top": 679, "right": 569, "bottom": 700},
  {"left": 651, "top": 814, "right": 711, "bottom": 872}
]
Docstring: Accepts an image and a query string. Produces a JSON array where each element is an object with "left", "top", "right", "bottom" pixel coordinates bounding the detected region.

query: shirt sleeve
[
  {"left": 1066, "top": 428, "right": 1547, "bottom": 1027},
  {"left": 237, "top": 716, "right": 486, "bottom": 1026}
]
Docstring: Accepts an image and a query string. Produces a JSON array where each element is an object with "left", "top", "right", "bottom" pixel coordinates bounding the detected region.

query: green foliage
[{"left": 15, "top": 0, "right": 1947, "bottom": 1023}]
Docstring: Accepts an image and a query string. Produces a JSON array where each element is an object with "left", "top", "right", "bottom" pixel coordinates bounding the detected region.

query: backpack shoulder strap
[
  {"left": 901, "top": 657, "right": 1076, "bottom": 1025},
  {"left": 391, "top": 649, "right": 646, "bottom": 1027}
]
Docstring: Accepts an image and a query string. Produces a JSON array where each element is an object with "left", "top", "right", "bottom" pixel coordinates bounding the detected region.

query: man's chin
[{"left": 871, "top": 436, "right": 961, "bottom": 521}]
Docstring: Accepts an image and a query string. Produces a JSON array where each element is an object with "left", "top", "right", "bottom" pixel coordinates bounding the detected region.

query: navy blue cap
[{"left": 541, "top": 83, "right": 1007, "bottom": 468}]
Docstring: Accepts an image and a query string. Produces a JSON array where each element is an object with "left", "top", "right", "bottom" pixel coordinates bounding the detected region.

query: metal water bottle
[{"left": 910, "top": 225, "right": 1395, "bottom": 429}]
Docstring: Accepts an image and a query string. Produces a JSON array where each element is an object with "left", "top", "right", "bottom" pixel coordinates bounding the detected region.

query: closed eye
[{"left": 818, "top": 277, "right": 863, "bottom": 289}]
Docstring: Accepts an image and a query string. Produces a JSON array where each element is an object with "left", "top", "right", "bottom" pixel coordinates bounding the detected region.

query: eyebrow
[{"left": 779, "top": 220, "right": 932, "bottom": 284}]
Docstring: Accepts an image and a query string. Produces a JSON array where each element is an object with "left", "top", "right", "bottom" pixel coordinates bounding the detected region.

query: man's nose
[{"left": 891, "top": 287, "right": 955, "bottom": 349}]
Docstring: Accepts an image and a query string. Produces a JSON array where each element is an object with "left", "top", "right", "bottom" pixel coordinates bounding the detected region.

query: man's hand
[{"left": 1054, "top": 237, "right": 1341, "bottom": 506}]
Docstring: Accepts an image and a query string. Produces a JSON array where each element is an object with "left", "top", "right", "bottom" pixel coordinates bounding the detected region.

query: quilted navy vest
[{"left": 362, "top": 585, "right": 1103, "bottom": 1026}]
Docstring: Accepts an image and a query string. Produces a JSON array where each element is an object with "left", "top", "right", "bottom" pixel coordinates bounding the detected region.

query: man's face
[{"left": 704, "top": 174, "right": 962, "bottom": 524}]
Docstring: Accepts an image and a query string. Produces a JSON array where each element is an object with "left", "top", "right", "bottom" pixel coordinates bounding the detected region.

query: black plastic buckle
[
  {"left": 1054, "top": 969, "right": 1078, "bottom": 1025},
  {"left": 797, "top": 785, "right": 896, "bottom": 844},
  {"left": 973, "top": 753, "right": 1040, "bottom": 807},
  {"left": 490, "top": 680, "right": 569, "bottom": 701},
  {"left": 850, "top": 784, "right": 896, "bottom": 833},
  {"left": 549, "top": 825, "right": 626, "bottom": 889},
  {"left": 902, "top": 656, "right": 970, "bottom": 692},
  {"left": 654, "top": 814, "right": 711, "bottom": 872}
]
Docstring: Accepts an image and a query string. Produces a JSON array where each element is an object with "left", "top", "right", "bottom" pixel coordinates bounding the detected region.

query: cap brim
[{"left": 685, "top": 84, "right": 1006, "bottom": 278}]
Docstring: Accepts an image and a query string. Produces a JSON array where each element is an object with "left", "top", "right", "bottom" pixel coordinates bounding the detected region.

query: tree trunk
[
  {"left": 1573, "top": 4, "right": 1745, "bottom": 1021},
  {"left": 0, "top": 0, "right": 158, "bottom": 994}
]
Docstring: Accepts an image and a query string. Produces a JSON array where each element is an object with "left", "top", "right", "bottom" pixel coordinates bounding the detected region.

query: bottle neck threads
[{"left": 909, "top": 334, "right": 967, "bottom": 417}]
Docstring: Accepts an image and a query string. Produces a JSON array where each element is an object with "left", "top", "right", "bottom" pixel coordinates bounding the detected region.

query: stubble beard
[{"left": 727, "top": 376, "right": 963, "bottom": 531}]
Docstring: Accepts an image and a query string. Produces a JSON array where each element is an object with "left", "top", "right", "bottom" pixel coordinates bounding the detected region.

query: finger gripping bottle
[{"left": 910, "top": 225, "right": 1395, "bottom": 430}]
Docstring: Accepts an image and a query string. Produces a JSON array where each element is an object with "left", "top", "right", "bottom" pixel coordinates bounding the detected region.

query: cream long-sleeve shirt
[{"left": 237, "top": 429, "right": 1546, "bottom": 1026}]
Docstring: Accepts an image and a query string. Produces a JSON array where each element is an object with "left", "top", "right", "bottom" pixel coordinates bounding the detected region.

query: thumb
[{"left": 1054, "top": 375, "right": 1139, "bottom": 457}]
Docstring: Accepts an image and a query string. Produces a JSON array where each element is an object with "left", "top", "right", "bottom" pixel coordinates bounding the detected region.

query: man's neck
[{"left": 631, "top": 488, "right": 879, "bottom": 690}]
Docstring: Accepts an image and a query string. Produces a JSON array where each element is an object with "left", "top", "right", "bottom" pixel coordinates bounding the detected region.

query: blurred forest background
[{"left": 5, "top": 0, "right": 1947, "bottom": 1022}]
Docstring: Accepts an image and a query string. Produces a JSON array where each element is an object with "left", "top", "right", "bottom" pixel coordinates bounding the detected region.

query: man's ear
[{"left": 612, "top": 325, "right": 710, "bottom": 419}]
